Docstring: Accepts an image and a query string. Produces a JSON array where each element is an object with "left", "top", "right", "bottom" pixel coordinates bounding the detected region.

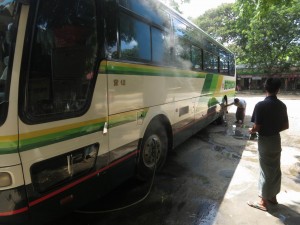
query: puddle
[
  {"left": 194, "top": 200, "right": 218, "bottom": 225},
  {"left": 213, "top": 145, "right": 241, "bottom": 160},
  {"left": 224, "top": 124, "right": 258, "bottom": 141},
  {"left": 197, "top": 126, "right": 243, "bottom": 160}
]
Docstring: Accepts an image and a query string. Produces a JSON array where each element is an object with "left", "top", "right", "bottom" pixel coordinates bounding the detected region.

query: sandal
[{"left": 247, "top": 201, "right": 267, "bottom": 211}]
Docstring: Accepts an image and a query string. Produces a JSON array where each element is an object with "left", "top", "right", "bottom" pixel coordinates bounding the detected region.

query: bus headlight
[{"left": 0, "top": 172, "right": 12, "bottom": 187}]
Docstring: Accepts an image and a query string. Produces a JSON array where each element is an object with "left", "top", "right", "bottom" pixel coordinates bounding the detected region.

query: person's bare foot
[{"left": 247, "top": 197, "right": 268, "bottom": 211}]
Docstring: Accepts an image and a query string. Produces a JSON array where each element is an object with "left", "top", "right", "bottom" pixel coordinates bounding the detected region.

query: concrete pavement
[{"left": 212, "top": 97, "right": 300, "bottom": 225}]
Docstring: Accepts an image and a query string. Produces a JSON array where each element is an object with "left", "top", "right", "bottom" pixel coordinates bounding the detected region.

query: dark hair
[
  {"left": 234, "top": 98, "right": 239, "bottom": 103},
  {"left": 264, "top": 78, "right": 281, "bottom": 94}
]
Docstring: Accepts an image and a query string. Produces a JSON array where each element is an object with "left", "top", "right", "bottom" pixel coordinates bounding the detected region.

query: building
[{"left": 236, "top": 65, "right": 300, "bottom": 92}]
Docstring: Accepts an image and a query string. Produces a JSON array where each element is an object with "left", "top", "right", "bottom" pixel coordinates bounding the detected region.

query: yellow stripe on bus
[{"left": 19, "top": 118, "right": 105, "bottom": 140}]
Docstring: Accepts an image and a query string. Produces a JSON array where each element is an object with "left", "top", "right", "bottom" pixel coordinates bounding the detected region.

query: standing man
[{"left": 247, "top": 78, "right": 289, "bottom": 211}]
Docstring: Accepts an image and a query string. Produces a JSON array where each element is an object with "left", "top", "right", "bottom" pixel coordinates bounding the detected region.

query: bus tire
[
  {"left": 215, "top": 96, "right": 228, "bottom": 125},
  {"left": 137, "top": 121, "right": 168, "bottom": 180},
  {"left": 215, "top": 112, "right": 225, "bottom": 125}
]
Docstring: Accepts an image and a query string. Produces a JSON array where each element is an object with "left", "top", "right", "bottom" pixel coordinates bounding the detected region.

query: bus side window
[
  {"left": 175, "top": 38, "right": 191, "bottom": 69},
  {"left": 191, "top": 45, "right": 203, "bottom": 71},
  {"left": 119, "top": 13, "right": 151, "bottom": 61},
  {"left": 220, "top": 57, "right": 229, "bottom": 75},
  {"left": 151, "top": 27, "right": 171, "bottom": 65},
  {"left": 26, "top": 0, "right": 97, "bottom": 120},
  {"left": 229, "top": 56, "right": 235, "bottom": 76},
  {"left": 172, "top": 18, "right": 193, "bottom": 69},
  {"left": 203, "top": 51, "right": 218, "bottom": 73},
  {"left": 104, "top": 0, "right": 118, "bottom": 59}
]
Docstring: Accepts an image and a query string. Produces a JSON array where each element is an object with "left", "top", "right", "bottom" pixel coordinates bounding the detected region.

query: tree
[
  {"left": 193, "top": 0, "right": 300, "bottom": 74},
  {"left": 193, "top": 4, "right": 244, "bottom": 64},
  {"left": 235, "top": 0, "right": 300, "bottom": 74},
  {"left": 237, "top": 0, "right": 293, "bottom": 16},
  {"left": 193, "top": 3, "right": 238, "bottom": 45}
]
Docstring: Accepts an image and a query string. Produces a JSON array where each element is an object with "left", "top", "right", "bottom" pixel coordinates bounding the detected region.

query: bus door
[
  {"left": 106, "top": 60, "right": 153, "bottom": 188},
  {"left": 17, "top": 0, "right": 109, "bottom": 222},
  {"left": 0, "top": 2, "right": 30, "bottom": 224}
]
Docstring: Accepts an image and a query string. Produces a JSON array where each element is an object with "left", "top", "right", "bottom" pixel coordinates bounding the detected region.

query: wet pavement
[{"left": 50, "top": 95, "right": 300, "bottom": 225}]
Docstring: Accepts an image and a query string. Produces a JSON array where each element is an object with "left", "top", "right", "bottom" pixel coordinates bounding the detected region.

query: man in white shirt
[{"left": 227, "top": 98, "right": 247, "bottom": 124}]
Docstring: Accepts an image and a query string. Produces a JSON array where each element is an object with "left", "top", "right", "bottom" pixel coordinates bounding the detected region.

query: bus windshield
[{"left": 0, "top": 0, "right": 17, "bottom": 103}]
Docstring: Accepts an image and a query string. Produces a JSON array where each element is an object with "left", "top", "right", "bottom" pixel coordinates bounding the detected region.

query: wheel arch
[{"left": 135, "top": 114, "right": 172, "bottom": 179}]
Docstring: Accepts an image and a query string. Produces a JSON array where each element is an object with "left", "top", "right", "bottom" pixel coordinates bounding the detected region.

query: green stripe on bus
[
  {"left": 0, "top": 108, "right": 150, "bottom": 155},
  {"left": 108, "top": 108, "right": 149, "bottom": 129},
  {"left": 211, "top": 75, "right": 219, "bottom": 91},
  {"left": 106, "top": 63, "right": 206, "bottom": 78},
  {"left": 109, "top": 114, "right": 136, "bottom": 129},
  {"left": 202, "top": 74, "right": 214, "bottom": 94},
  {"left": 201, "top": 74, "right": 221, "bottom": 94},
  {"left": 0, "top": 142, "right": 18, "bottom": 154},
  {"left": 19, "top": 123, "right": 104, "bottom": 152}
]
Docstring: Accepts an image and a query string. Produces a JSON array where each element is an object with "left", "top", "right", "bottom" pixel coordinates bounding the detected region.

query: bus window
[
  {"left": 191, "top": 45, "right": 203, "bottom": 71},
  {"left": 0, "top": 0, "right": 18, "bottom": 124},
  {"left": 173, "top": 18, "right": 187, "bottom": 38},
  {"left": 172, "top": 18, "right": 193, "bottom": 69},
  {"left": 151, "top": 27, "right": 171, "bottom": 65},
  {"left": 119, "top": 0, "right": 167, "bottom": 27},
  {"left": 119, "top": 13, "right": 151, "bottom": 61},
  {"left": 229, "top": 55, "right": 236, "bottom": 76},
  {"left": 104, "top": 0, "right": 118, "bottom": 59},
  {"left": 25, "top": 0, "right": 97, "bottom": 121},
  {"left": 203, "top": 51, "right": 218, "bottom": 73},
  {"left": 220, "top": 53, "right": 229, "bottom": 75},
  {"left": 177, "top": 38, "right": 190, "bottom": 60}
]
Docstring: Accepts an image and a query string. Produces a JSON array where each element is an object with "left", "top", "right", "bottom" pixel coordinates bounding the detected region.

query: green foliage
[
  {"left": 193, "top": 0, "right": 300, "bottom": 74},
  {"left": 193, "top": 3, "right": 237, "bottom": 44},
  {"left": 193, "top": 3, "right": 244, "bottom": 64},
  {"left": 236, "top": 0, "right": 300, "bottom": 73}
]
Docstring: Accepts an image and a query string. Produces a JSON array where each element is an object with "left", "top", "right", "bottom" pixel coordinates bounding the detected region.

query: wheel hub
[{"left": 143, "top": 136, "right": 161, "bottom": 167}]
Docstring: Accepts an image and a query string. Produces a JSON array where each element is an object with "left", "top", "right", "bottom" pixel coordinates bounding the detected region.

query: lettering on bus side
[{"left": 114, "top": 79, "right": 126, "bottom": 86}]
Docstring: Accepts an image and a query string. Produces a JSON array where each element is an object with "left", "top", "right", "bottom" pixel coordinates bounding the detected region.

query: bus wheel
[
  {"left": 215, "top": 112, "right": 225, "bottom": 125},
  {"left": 216, "top": 96, "right": 228, "bottom": 125},
  {"left": 137, "top": 122, "right": 168, "bottom": 180}
]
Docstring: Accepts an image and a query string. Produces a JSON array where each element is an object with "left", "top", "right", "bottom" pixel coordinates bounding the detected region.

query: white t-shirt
[{"left": 234, "top": 99, "right": 246, "bottom": 109}]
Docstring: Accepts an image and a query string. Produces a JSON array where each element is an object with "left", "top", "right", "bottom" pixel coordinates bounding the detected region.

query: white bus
[{"left": 0, "top": 0, "right": 235, "bottom": 224}]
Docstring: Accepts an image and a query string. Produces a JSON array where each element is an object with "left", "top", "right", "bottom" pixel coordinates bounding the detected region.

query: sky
[{"left": 180, "top": 0, "right": 236, "bottom": 18}]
